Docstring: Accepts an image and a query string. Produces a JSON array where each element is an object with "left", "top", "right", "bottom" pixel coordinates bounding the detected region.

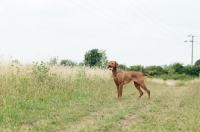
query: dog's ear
[{"left": 115, "top": 61, "right": 118, "bottom": 68}]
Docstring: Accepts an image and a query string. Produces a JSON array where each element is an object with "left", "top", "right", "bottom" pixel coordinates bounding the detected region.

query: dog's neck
[{"left": 112, "top": 68, "right": 120, "bottom": 77}]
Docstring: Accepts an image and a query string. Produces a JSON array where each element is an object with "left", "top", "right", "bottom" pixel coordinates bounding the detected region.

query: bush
[
  {"left": 156, "top": 74, "right": 193, "bottom": 80},
  {"left": 129, "top": 65, "right": 144, "bottom": 72},
  {"left": 118, "top": 64, "right": 128, "bottom": 70},
  {"left": 32, "top": 61, "right": 50, "bottom": 83},
  {"left": 184, "top": 65, "right": 200, "bottom": 76},
  {"left": 60, "top": 59, "right": 77, "bottom": 66},
  {"left": 195, "top": 59, "right": 200, "bottom": 66},
  {"left": 144, "top": 66, "right": 165, "bottom": 76}
]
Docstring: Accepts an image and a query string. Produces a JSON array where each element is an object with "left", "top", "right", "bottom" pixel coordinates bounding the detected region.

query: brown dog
[{"left": 108, "top": 61, "right": 151, "bottom": 100}]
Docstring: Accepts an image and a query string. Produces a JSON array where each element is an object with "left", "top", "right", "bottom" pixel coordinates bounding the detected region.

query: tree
[
  {"left": 84, "top": 49, "right": 108, "bottom": 68},
  {"left": 184, "top": 65, "right": 200, "bottom": 76},
  {"left": 129, "top": 65, "right": 144, "bottom": 72},
  {"left": 195, "top": 59, "right": 200, "bottom": 66},
  {"left": 49, "top": 57, "right": 58, "bottom": 66},
  {"left": 60, "top": 59, "right": 77, "bottom": 66},
  {"left": 144, "top": 66, "right": 164, "bottom": 75},
  {"left": 171, "top": 62, "right": 184, "bottom": 74},
  {"left": 12, "top": 59, "right": 20, "bottom": 64},
  {"left": 100, "top": 50, "right": 108, "bottom": 68},
  {"left": 118, "top": 64, "right": 128, "bottom": 70}
]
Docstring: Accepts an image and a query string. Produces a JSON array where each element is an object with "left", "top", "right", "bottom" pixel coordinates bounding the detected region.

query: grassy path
[
  {"left": 0, "top": 62, "right": 200, "bottom": 132},
  {"left": 58, "top": 79, "right": 200, "bottom": 132}
]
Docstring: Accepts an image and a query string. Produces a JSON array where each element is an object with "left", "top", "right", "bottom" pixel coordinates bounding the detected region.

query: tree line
[
  {"left": 55, "top": 49, "right": 200, "bottom": 80},
  {"left": 119, "top": 62, "right": 200, "bottom": 80},
  {"left": 59, "top": 49, "right": 108, "bottom": 68}
]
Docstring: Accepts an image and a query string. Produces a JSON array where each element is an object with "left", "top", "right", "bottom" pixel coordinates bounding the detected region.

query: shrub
[
  {"left": 32, "top": 61, "right": 50, "bottom": 83},
  {"left": 156, "top": 74, "right": 193, "bottom": 80}
]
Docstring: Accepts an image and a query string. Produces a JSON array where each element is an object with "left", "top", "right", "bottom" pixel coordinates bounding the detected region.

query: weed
[
  {"left": 176, "top": 81, "right": 185, "bottom": 86},
  {"left": 0, "top": 62, "right": 200, "bottom": 132},
  {"left": 32, "top": 61, "right": 50, "bottom": 83}
]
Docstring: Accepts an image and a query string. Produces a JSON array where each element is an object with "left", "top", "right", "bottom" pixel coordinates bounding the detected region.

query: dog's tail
[{"left": 143, "top": 73, "right": 152, "bottom": 78}]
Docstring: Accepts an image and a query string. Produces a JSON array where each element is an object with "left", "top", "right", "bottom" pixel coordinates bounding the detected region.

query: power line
[
  {"left": 77, "top": 0, "right": 179, "bottom": 42},
  {"left": 95, "top": 0, "right": 168, "bottom": 36},
  {"left": 128, "top": 0, "right": 183, "bottom": 40},
  {"left": 135, "top": 0, "right": 188, "bottom": 36},
  {"left": 69, "top": 0, "right": 185, "bottom": 44},
  {"left": 117, "top": 0, "right": 182, "bottom": 41},
  {"left": 68, "top": 0, "right": 143, "bottom": 37},
  {"left": 112, "top": 43, "right": 185, "bottom": 59},
  {"left": 82, "top": 0, "right": 169, "bottom": 41},
  {"left": 185, "top": 35, "right": 200, "bottom": 65}
]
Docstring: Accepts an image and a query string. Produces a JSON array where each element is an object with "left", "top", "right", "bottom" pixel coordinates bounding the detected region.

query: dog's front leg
[
  {"left": 118, "top": 84, "right": 123, "bottom": 98},
  {"left": 115, "top": 84, "right": 120, "bottom": 98}
]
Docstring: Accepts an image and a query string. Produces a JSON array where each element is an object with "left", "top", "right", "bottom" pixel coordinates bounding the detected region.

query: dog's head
[{"left": 108, "top": 61, "right": 118, "bottom": 71}]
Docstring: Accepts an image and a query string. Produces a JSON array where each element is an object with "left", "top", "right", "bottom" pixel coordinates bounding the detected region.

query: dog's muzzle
[{"left": 108, "top": 66, "right": 113, "bottom": 70}]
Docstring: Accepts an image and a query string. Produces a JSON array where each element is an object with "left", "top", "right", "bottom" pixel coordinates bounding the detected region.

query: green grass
[
  {"left": 0, "top": 61, "right": 200, "bottom": 132},
  {"left": 155, "top": 73, "right": 194, "bottom": 80}
]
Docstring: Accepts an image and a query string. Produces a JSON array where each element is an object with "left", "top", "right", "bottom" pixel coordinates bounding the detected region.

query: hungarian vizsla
[{"left": 108, "top": 61, "right": 151, "bottom": 100}]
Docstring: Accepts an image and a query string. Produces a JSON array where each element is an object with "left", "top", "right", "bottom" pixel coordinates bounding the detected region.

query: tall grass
[
  {"left": 0, "top": 61, "right": 113, "bottom": 131},
  {"left": 0, "top": 61, "right": 200, "bottom": 132}
]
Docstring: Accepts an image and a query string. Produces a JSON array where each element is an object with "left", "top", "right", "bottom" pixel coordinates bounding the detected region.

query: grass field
[{"left": 0, "top": 61, "right": 200, "bottom": 132}]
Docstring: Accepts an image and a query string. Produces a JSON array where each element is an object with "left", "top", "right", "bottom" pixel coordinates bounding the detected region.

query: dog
[{"left": 108, "top": 61, "right": 151, "bottom": 100}]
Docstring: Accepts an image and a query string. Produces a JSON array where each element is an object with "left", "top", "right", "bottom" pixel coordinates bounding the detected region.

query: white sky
[{"left": 1, "top": 0, "right": 200, "bottom": 66}]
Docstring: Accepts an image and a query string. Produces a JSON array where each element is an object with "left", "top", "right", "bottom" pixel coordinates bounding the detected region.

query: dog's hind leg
[
  {"left": 140, "top": 84, "right": 150, "bottom": 100},
  {"left": 134, "top": 82, "right": 143, "bottom": 99}
]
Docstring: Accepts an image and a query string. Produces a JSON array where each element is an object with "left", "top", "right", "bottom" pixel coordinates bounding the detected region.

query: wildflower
[{"left": 20, "top": 75, "right": 29, "bottom": 80}]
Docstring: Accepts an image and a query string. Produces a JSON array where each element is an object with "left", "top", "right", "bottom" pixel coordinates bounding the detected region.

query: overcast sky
[{"left": 1, "top": 0, "right": 200, "bottom": 66}]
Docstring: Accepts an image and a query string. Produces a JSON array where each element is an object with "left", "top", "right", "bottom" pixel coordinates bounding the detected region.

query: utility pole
[{"left": 185, "top": 35, "right": 200, "bottom": 66}]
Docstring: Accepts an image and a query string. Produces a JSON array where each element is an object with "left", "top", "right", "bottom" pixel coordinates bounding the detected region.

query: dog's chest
[
  {"left": 112, "top": 72, "right": 124, "bottom": 85},
  {"left": 113, "top": 76, "right": 122, "bottom": 85},
  {"left": 113, "top": 77, "right": 119, "bottom": 84}
]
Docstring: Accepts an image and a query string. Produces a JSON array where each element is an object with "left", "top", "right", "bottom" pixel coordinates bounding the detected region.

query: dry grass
[
  {"left": 49, "top": 65, "right": 111, "bottom": 79},
  {"left": 0, "top": 61, "right": 200, "bottom": 132}
]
